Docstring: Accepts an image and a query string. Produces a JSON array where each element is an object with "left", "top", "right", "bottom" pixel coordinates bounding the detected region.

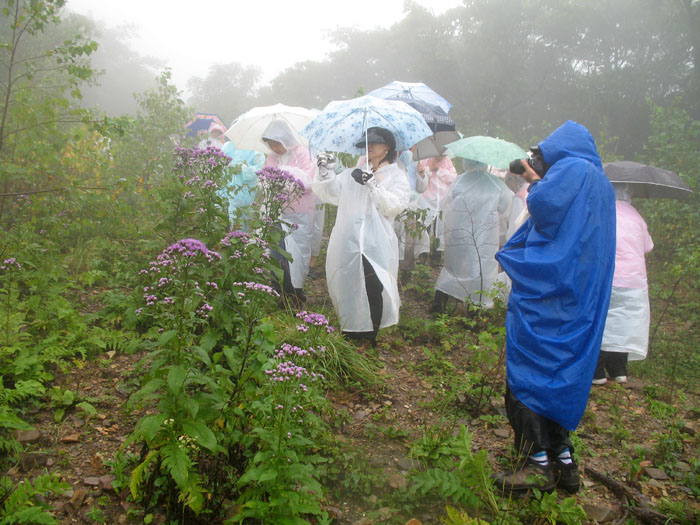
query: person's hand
[
  {"left": 351, "top": 168, "right": 374, "bottom": 185},
  {"left": 520, "top": 160, "right": 542, "bottom": 184},
  {"left": 317, "top": 152, "right": 337, "bottom": 180}
]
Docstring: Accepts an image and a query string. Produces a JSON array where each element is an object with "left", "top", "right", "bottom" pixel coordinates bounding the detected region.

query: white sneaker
[
  {"left": 614, "top": 376, "right": 628, "bottom": 383},
  {"left": 592, "top": 378, "right": 608, "bottom": 385}
]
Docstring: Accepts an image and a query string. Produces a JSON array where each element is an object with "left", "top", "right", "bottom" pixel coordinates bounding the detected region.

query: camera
[{"left": 509, "top": 147, "right": 548, "bottom": 177}]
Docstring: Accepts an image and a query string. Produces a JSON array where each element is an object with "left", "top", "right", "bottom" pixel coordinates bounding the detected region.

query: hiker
[
  {"left": 593, "top": 183, "right": 654, "bottom": 385},
  {"left": 431, "top": 159, "right": 513, "bottom": 313},
  {"left": 262, "top": 120, "right": 318, "bottom": 303},
  {"left": 312, "top": 127, "right": 410, "bottom": 347},
  {"left": 493, "top": 121, "right": 616, "bottom": 494}
]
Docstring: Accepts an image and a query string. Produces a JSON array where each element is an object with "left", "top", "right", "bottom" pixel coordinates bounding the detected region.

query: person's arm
[{"left": 367, "top": 168, "right": 411, "bottom": 220}]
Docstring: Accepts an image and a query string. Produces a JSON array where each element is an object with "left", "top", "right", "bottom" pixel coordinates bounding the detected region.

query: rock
[
  {"left": 68, "top": 488, "right": 89, "bottom": 510},
  {"left": 91, "top": 452, "right": 105, "bottom": 473},
  {"left": 493, "top": 428, "right": 510, "bottom": 439},
  {"left": 396, "top": 457, "right": 419, "bottom": 471},
  {"left": 61, "top": 433, "right": 81, "bottom": 443},
  {"left": 323, "top": 505, "right": 343, "bottom": 519},
  {"left": 83, "top": 477, "right": 100, "bottom": 486},
  {"left": 644, "top": 467, "right": 669, "bottom": 480},
  {"left": 388, "top": 472, "right": 407, "bottom": 489},
  {"left": 106, "top": 350, "right": 116, "bottom": 359},
  {"left": 46, "top": 457, "right": 54, "bottom": 467},
  {"left": 99, "top": 475, "right": 116, "bottom": 491},
  {"left": 18, "top": 452, "right": 48, "bottom": 471},
  {"left": 674, "top": 461, "right": 691, "bottom": 473},
  {"left": 583, "top": 504, "right": 618, "bottom": 523},
  {"left": 14, "top": 429, "right": 41, "bottom": 444},
  {"left": 353, "top": 410, "right": 368, "bottom": 421}
]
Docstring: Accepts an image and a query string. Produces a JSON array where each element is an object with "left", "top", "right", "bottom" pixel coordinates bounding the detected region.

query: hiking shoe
[
  {"left": 614, "top": 375, "right": 628, "bottom": 383},
  {"left": 554, "top": 459, "right": 580, "bottom": 494},
  {"left": 492, "top": 462, "right": 556, "bottom": 494},
  {"left": 592, "top": 377, "right": 607, "bottom": 385}
]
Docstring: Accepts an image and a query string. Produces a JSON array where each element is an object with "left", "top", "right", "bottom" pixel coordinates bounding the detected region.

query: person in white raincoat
[
  {"left": 262, "top": 120, "right": 318, "bottom": 300},
  {"left": 396, "top": 149, "right": 429, "bottom": 272},
  {"left": 593, "top": 184, "right": 654, "bottom": 385},
  {"left": 432, "top": 159, "right": 513, "bottom": 312},
  {"left": 312, "top": 127, "right": 410, "bottom": 346}
]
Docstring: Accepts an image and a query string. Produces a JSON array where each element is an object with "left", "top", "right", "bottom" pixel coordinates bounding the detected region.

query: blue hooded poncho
[{"left": 495, "top": 121, "right": 616, "bottom": 431}]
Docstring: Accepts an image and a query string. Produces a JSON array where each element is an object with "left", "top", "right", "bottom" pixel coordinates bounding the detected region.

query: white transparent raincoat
[
  {"left": 262, "top": 121, "right": 317, "bottom": 288},
  {"left": 312, "top": 163, "right": 410, "bottom": 332},
  {"left": 601, "top": 187, "right": 654, "bottom": 359},
  {"left": 435, "top": 163, "right": 513, "bottom": 307}
]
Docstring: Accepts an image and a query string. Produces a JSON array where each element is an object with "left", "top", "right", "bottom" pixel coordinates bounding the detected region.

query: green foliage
[{"left": 0, "top": 473, "right": 69, "bottom": 524}]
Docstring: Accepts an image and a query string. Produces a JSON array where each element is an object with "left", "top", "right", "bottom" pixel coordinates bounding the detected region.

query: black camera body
[{"left": 509, "top": 148, "right": 549, "bottom": 177}]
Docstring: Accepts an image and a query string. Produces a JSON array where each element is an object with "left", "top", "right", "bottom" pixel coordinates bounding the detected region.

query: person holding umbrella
[
  {"left": 593, "top": 183, "right": 654, "bottom": 385},
  {"left": 261, "top": 120, "right": 318, "bottom": 303},
  {"left": 312, "top": 127, "right": 410, "bottom": 347}
]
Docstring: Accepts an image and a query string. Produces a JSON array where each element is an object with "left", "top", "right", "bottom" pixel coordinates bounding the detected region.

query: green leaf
[
  {"left": 167, "top": 365, "right": 186, "bottom": 396},
  {"left": 182, "top": 421, "right": 218, "bottom": 452},
  {"left": 76, "top": 401, "right": 96, "bottom": 418},
  {"left": 53, "top": 408, "right": 65, "bottom": 423},
  {"left": 157, "top": 329, "right": 177, "bottom": 346},
  {"left": 136, "top": 413, "right": 167, "bottom": 443}
]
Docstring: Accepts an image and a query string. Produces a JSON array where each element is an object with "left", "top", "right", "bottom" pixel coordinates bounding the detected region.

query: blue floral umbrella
[
  {"left": 367, "top": 81, "right": 452, "bottom": 114},
  {"left": 300, "top": 95, "right": 434, "bottom": 156}
]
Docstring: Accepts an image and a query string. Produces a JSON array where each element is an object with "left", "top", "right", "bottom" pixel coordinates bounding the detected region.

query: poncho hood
[{"left": 538, "top": 120, "right": 603, "bottom": 171}]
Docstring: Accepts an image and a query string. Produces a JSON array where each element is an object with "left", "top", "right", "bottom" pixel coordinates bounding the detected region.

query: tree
[
  {"left": 0, "top": 0, "right": 98, "bottom": 221},
  {"left": 186, "top": 62, "right": 261, "bottom": 124}
]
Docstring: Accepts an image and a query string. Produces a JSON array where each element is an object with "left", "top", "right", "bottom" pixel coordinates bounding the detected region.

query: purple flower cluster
[
  {"left": 257, "top": 166, "right": 306, "bottom": 193},
  {"left": 221, "top": 230, "right": 250, "bottom": 246},
  {"left": 232, "top": 281, "right": 280, "bottom": 298},
  {"left": 295, "top": 310, "right": 335, "bottom": 334},
  {"left": 265, "top": 361, "right": 309, "bottom": 382},
  {"left": 173, "top": 146, "right": 230, "bottom": 175},
  {"left": 140, "top": 238, "right": 221, "bottom": 276},
  {"left": 0, "top": 258, "right": 21, "bottom": 271}
]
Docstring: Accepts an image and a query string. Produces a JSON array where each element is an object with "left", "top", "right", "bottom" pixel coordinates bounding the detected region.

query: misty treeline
[{"left": 60, "top": 0, "right": 698, "bottom": 160}]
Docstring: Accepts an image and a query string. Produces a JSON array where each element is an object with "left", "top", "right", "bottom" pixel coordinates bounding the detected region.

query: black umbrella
[
  {"left": 603, "top": 161, "right": 694, "bottom": 200},
  {"left": 386, "top": 96, "right": 455, "bottom": 131}
]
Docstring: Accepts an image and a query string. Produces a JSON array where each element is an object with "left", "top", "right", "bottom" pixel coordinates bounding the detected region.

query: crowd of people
[{"left": 195, "top": 116, "right": 654, "bottom": 495}]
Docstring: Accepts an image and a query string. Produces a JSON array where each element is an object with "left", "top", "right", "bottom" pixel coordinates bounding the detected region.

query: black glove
[{"left": 351, "top": 168, "right": 365, "bottom": 185}]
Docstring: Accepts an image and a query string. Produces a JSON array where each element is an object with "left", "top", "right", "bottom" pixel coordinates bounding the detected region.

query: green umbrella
[{"left": 444, "top": 135, "right": 527, "bottom": 170}]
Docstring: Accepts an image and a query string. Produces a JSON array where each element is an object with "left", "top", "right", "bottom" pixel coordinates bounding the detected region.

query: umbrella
[
  {"left": 367, "top": 81, "right": 452, "bottom": 114},
  {"left": 224, "top": 104, "right": 318, "bottom": 152},
  {"left": 603, "top": 161, "right": 693, "bottom": 200},
  {"left": 384, "top": 96, "right": 454, "bottom": 130},
  {"left": 185, "top": 113, "right": 226, "bottom": 138},
  {"left": 300, "top": 95, "right": 434, "bottom": 155},
  {"left": 412, "top": 131, "right": 461, "bottom": 161},
  {"left": 444, "top": 135, "right": 527, "bottom": 170}
]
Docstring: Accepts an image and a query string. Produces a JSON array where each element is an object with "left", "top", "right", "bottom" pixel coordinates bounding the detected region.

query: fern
[{"left": 0, "top": 473, "right": 68, "bottom": 524}]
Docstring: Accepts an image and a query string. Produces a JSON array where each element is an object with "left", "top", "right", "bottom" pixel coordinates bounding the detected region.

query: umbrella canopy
[
  {"left": 384, "top": 96, "right": 454, "bottom": 131},
  {"left": 185, "top": 113, "right": 226, "bottom": 138},
  {"left": 444, "top": 135, "right": 527, "bottom": 170},
  {"left": 300, "top": 95, "right": 434, "bottom": 155},
  {"left": 367, "top": 81, "right": 452, "bottom": 114},
  {"left": 412, "top": 131, "right": 461, "bottom": 161},
  {"left": 224, "top": 104, "right": 317, "bottom": 152},
  {"left": 603, "top": 161, "right": 694, "bottom": 200}
]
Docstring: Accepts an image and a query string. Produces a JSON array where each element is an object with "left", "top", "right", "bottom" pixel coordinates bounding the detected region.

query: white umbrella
[{"left": 224, "top": 104, "right": 318, "bottom": 152}]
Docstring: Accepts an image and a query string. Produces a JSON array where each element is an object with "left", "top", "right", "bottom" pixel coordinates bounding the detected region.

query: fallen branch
[{"left": 584, "top": 466, "right": 673, "bottom": 525}]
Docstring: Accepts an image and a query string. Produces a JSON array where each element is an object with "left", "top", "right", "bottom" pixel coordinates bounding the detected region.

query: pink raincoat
[
  {"left": 601, "top": 191, "right": 654, "bottom": 359},
  {"left": 262, "top": 121, "right": 318, "bottom": 288}
]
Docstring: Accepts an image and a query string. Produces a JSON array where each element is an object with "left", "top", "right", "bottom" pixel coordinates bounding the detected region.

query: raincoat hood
[
  {"left": 261, "top": 120, "right": 301, "bottom": 152},
  {"left": 538, "top": 120, "right": 602, "bottom": 171}
]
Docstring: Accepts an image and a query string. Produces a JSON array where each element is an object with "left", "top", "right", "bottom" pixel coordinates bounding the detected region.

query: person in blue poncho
[
  {"left": 493, "top": 121, "right": 616, "bottom": 494},
  {"left": 219, "top": 140, "right": 265, "bottom": 230}
]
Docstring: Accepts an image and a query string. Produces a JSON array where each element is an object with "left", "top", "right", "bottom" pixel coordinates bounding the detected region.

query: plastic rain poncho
[
  {"left": 312, "top": 162, "right": 410, "bottom": 332},
  {"left": 435, "top": 162, "right": 513, "bottom": 307},
  {"left": 219, "top": 141, "right": 265, "bottom": 224},
  {"left": 495, "top": 120, "right": 616, "bottom": 431},
  {"left": 601, "top": 185, "right": 653, "bottom": 359},
  {"left": 262, "top": 121, "right": 318, "bottom": 288},
  {"left": 415, "top": 156, "right": 457, "bottom": 253}
]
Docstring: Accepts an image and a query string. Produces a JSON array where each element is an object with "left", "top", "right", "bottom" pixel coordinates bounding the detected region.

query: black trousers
[
  {"left": 594, "top": 351, "right": 628, "bottom": 379},
  {"left": 505, "top": 384, "right": 573, "bottom": 460},
  {"left": 344, "top": 255, "right": 383, "bottom": 344}
]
